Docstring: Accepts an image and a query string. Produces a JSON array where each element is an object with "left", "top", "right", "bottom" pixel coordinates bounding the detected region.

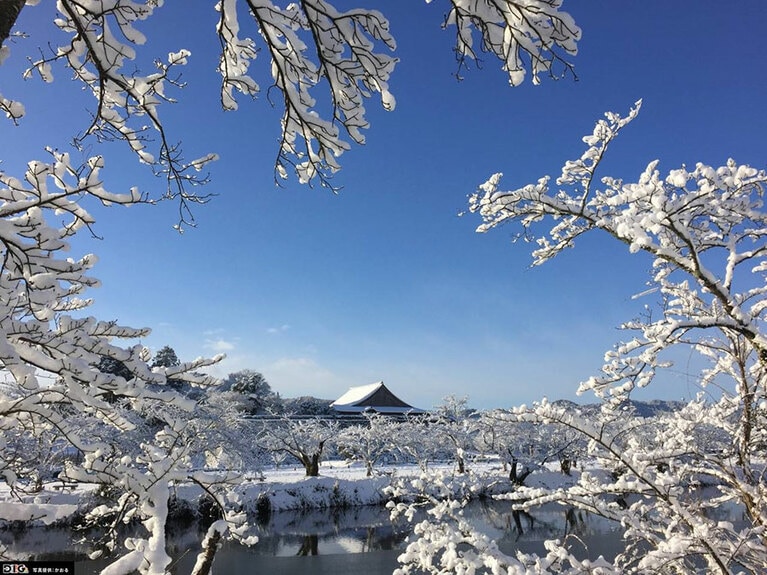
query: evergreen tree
[
  {"left": 221, "top": 370, "right": 282, "bottom": 415},
  {"left": 151, "top": 345, "right": 180, "bottom": 369}
]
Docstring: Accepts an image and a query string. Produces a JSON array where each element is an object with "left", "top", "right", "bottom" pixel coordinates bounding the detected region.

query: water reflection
[
  {"left": 296, "top": 534, "right": 318, "bottom": 556},
  {"left": 237, "top": 504, "right": 411, "bottom": 557},
  {"left": 460, "top": 499, "right": 624, "bottom": 561},
  {"left": 3, "top": 493, "right": 739, "bottom": 574}
]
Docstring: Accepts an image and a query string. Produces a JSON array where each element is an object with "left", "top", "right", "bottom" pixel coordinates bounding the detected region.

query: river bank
[
  {"left": 0, "top": 459, "right": 582, "bottom": 572},
  {"left": 0, "top": 459, "right": 553, "bottom": 530}
]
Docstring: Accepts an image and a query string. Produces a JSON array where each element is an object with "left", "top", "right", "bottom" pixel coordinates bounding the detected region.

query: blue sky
[{"left": 4, "top": 1, "right": 767, "bottom": 409}]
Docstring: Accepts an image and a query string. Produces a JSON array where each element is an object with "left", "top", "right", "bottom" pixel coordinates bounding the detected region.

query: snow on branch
[
  {"left": 0, "top": 146, "right": 257, "bottom": 572},
  {"left": 243, "top": 0, "right": 398, "bottom": 189},
  {"left": 8, "top": 1, "right": 581, "bottom": 199},
  {"left": 236, "top": 0, "right": 580, "bottom": 187},
  {"left": 455, "top": 102, "right": 767, "bottom": 574},
  {"left": 441, "top": 0, "right": 580, "bottom": 86},
  {"left": 18, "top": 0, "right": 215, "bottom": 228},
  {"left": 0, "top": 91, "right": 24, "bottom": 123},
  {"left": 469, "top": 101, "right": 767, "bottom": 400}
]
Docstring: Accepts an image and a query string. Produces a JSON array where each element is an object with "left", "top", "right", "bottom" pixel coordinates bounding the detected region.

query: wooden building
[{"left": 330, "top": 381, "right": 425, "bottom": 415}]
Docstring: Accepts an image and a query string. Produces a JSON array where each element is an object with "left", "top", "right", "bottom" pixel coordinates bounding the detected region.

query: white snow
[
  {"left": 0, "top": 459, "right": 575, "bottom": 527},
  {"left": 330, "top": 381, "right": 385, "bottom": 408}
]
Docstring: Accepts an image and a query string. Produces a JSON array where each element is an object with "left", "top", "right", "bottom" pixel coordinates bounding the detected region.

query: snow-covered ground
[{"left": 0, "top": 459, "right": 578, "bottom": 529}]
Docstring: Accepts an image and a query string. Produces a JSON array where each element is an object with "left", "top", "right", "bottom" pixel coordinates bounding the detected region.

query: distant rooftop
[{"left": 331, "top": 381, "right": 425, "bottom": 414}]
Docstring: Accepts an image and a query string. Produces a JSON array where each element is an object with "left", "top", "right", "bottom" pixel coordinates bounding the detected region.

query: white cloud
[
  {"left": 199, "top": 353, "right": 345, "bottom": 399},
  {"left": 204, "top": 338, "right": 236, "bottom": 352},
  {"left": 264, "top": 356, "right": 338, "bottom": 398},
  {"left": 202, "top": 328, "right": 226, "bottom": 336},
  {"left": 266, "top": 324, "right": 291, "bottom": 334}
]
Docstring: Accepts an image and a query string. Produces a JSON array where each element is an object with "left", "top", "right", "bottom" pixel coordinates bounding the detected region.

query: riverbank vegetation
[{"left": 0, "top": 397, "right": 735, "bottom": 565}]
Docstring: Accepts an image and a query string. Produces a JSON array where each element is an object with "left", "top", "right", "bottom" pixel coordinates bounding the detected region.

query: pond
[{"left": 5, "top": 498, "right": 633, "bottom": 575}]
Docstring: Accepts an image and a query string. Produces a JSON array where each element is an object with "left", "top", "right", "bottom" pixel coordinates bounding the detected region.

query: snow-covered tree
[
  {"left": 283, "top": 395, "right": 334, "bottom": 415},
  {"left": 396, "top": 102, "right": 767, "bottom": 573},
  {"left": 0, "top": 141, "right": 258, "bottom": 570},
  {"left": 433, "top": 395, "right": 477, "bottom": 474},
  {"left": 337, "top": 412, "right": 400, "bottom": 477},
  {"left": 536, "top": 403, "right": 590, "bottom": 475},
  {"left": 257, "top": 416, "right": 338, "bottom": 476},
  {"left": 1, "top": 1, "right": 580, "bottom": 202},
  {"left": 151, "top": 345, "right": 181, "bottom": 369},
  {"left": 206, "top": 369, "right": 283, "bottom": 416},
  {"left": 216, "top": 369, "right": 281, "bottom": 414},
  {"left": 395, "top": 415, "right": 446, "bottom": 472},
  {"left": 476, "top": 409, "right": 538, "bottom": 484}
]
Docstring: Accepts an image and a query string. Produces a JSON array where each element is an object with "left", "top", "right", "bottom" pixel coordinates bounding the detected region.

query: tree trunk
[
  {"left": 509, "top": 458, "right": 532, "bottom": 486},
  {"left": 302, "top": 440, "right": 326, "bottom": 477},
  {"left": 0, "top": 0, "right": 25, "bottom": 49},
  {"left": 512, "top": 510, "right": 524, "bottom": 535},
  {"left": 191, "top": 528, "right": 222, "bottom": 575},
  {"left": 308, "top": 456, "right": 319, "bottom": 477},
  {"left": 302, "top": 453, "right": 321, "bottom": 477}
]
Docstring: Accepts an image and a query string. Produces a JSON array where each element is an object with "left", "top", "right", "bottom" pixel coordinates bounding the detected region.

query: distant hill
[
  {"left": 278, "top": 396, "right": 685, "bottom": 417},
  {"left": 552, "top": 398, "right": 685, "bottom": 418},
  {"left": 626, "top": 399, "right": 686, "bottom": 418}
]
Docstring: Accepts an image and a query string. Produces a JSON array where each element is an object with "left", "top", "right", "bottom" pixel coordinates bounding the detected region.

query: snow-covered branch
[
  {"left": 443, "top": 0, "right": 580, "bottom": 86},
  {"left": 0, "top": 149, "right": 257, "bottom": 572},
  {"left": 436, "top": 102, "right": 767, "bottom": 574},
  {"left": 470, "top": 102, "right": 767, "bottom": 399},
  {"left": 6, "top": 1, "right": 581, "bottom": 201}
]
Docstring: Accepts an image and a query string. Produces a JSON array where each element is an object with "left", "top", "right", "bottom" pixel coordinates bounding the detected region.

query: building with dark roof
[{"left": 330, "top": 381, "right": 425, "bottom": 415}]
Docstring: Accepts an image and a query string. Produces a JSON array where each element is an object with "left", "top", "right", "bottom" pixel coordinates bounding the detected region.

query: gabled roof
[{"left": 331, "top": 381, "right": 424, "bottom": 414}]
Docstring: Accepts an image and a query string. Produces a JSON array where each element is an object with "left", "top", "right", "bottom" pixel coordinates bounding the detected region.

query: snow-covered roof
[
  {"left": 331, "top": 381, "right": 424, "bottom": 414},
  {"left": 331, "top": 382, "right": 384, "bottom": 407}
]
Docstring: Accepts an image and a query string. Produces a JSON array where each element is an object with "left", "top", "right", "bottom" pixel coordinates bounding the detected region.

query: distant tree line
[{"left": 96, "top": 344, "right": 335, "bottom": 416}]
